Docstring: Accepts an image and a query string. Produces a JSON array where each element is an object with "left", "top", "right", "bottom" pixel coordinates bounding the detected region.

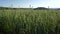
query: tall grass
[{"left": 0, "top": 9, "right": 60, "bottom": 34}]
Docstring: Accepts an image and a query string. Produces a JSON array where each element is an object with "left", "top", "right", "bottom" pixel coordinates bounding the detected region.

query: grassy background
[{"left": 0, "top": 9, "right": 60, "bottom": 34}]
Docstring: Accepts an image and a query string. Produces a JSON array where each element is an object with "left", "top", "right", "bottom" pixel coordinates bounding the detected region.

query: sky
[{"left": 0, "top": 0, "right": 60, "bottom": 8}]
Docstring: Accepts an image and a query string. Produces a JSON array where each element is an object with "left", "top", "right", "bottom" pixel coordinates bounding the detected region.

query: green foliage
[{"left": 0, "top": 9, "right": 60, "bottom": 34}]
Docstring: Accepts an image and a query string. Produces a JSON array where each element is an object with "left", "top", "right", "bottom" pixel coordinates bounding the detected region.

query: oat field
[{"left": 0, "top": 9, "right": 60, "bottom": 34}]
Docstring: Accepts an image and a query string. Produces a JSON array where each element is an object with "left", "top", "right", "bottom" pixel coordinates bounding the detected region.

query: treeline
[
  {"left": 0, "top": 7, "right": 20, "bottom": 10},
  {"left": 33, "top": 7, "right": 48, "bottom": 10},
  {"left": 0, "top": 7, "right": 60, "bottom": 10}
]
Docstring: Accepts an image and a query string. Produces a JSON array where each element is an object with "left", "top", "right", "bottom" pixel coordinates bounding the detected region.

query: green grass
[{"left": 0, "top": 9, "right": 60, "bottom": 34}]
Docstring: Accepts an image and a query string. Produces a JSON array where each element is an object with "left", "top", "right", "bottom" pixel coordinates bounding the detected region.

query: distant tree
[
  {"left": 11, "top": 4, "right": 13, "bottom": 8},
  {"left": 48, "top": 6, "right": 49, "bottom": 9},
  {"left": 0, "top": 5, "right": 3, "bottom": 9},
  {"left": 29, "top": 5, "right": 31, "bottom": 8}
]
